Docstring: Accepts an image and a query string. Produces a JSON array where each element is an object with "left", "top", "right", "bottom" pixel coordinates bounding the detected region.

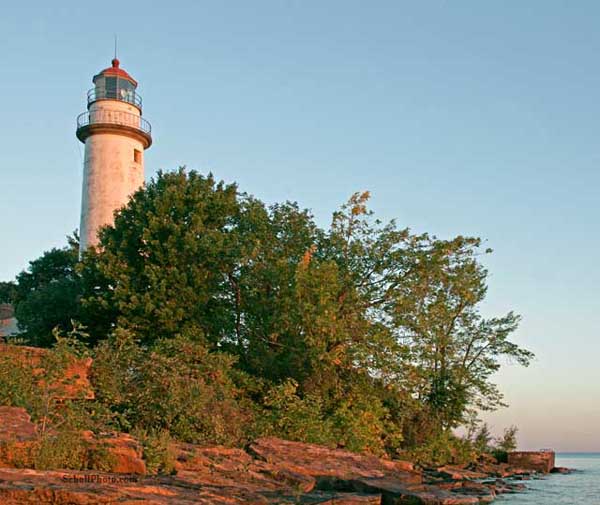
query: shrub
[
  {"left": 92, "top": 330, "right": 254, "bottom": 446},
  {"left": 132, "top": 428, "right": 176, "bottom": 475},
  {"left": 258, "top": 379, "right": 335, "bottom": 446},
  {"left": 403, "top": 431, "right": 477, "bottom": 467}
]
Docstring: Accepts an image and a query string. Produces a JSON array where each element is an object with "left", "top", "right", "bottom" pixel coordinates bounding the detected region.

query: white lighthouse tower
[{"left": 76, "top": 58, "right": 152, "bottom": 252}]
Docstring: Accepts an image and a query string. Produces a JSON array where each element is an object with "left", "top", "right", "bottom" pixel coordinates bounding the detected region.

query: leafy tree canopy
[
  {"left": 9, "top": 235, "right": 80, "bottom": 346},
  {"left": 4, "top": 168, "right": 533, "bottom": 455}
]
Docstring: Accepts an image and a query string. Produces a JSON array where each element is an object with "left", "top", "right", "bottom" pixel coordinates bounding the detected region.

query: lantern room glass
[{"left": 94, "top": 76, "right": 137, "bottom": 105}]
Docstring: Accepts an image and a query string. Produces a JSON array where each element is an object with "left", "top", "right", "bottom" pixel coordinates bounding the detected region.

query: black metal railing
[
  {"left": 87, "top": 87, "right": 143, "bottom": 108},
  {"left": 76, "top": 110, "right": 152, "bottom": 135}
]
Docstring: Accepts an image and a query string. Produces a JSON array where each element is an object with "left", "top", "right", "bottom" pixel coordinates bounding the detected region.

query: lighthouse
[{"left": 76, "top": 58, "right": 152, "bottom": 252}]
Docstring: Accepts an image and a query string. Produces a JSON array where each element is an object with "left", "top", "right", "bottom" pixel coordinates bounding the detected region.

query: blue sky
[{"left": 1, "top": 1, "right": 598, "bottom": 451}]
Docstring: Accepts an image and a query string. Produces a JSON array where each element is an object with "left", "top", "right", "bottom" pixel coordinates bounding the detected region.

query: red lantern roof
[{"left": 93, "top": 58, "right": 138, "bottom": 87}]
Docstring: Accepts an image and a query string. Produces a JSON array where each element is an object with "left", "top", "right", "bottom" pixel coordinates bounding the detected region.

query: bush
[
  {"left": 92, "top": 330, "right": 254, "bottom": 446},
  {"left": 403, "top": 431, "right": 477, "bottom": 467},
  {"left": 492, "top": 449, "right": 508, "bottom": 463},
  {"left": 132, "top": 428, "right": 176, "bottom": 475},
  {"left": 258, "top": 379, "right": 334, "bottom": 446}
]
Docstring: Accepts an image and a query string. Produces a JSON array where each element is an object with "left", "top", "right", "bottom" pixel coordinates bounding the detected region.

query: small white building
[{"left": 0, "top": 304, "right": 18, "bottom": 338}]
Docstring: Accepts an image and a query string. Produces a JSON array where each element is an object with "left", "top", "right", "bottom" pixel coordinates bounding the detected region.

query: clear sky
[{"left": 1, "top": 1, "right": 598, "bottom": 451}]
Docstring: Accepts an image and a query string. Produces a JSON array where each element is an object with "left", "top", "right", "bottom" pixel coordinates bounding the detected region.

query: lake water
[{"left": 498, "top": 453, "right": 600, "bottom": 504}]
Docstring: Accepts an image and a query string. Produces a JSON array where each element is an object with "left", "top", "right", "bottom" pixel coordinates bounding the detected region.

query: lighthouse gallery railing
[
  {"left": 76, "top": 110, "right": 152, "bottom": 135},
  {"left": 87, "top": 87, "right": 143, "bottom": 109}
]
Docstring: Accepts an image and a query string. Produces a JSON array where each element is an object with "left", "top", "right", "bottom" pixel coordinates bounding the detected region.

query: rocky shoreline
[
  {"left": 0, "top": 345, "right": 572, "bottom": 505},
  {"left": 0, "top": 408, "right": 572, "bottom": 505}
]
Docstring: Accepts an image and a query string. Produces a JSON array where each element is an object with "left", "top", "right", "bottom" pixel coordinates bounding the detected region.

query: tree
[
  {"left": 22, "top": 169, "right": 530, "bottom": 456},
  {"left": 81, "top": 169, "right": 321, "bottom": 351},
  {"left": 81, "top": 171, "right": 407, "bottom": 453},
  {"left": 0, "top": 281, "right": 16, "bottom": 303},
  {"left": 11, "top": 235, "right": 81, "bottom": 347},
  {"left": 316, "top": 191, "right": 533, "bottom": 433},
  {"left": 495, "top": 425, "right": 518, "bottom": 453},
  {"left": 388, "top": 234, "right": 534, "bottom": 429},
  {"left": 473, "top": 423, "right": 493, "bottom": 453}
]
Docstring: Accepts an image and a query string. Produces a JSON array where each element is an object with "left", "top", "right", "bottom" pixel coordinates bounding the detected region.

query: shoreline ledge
[{"left": 0, "top": 409, "right": 573, "bottom": 505}]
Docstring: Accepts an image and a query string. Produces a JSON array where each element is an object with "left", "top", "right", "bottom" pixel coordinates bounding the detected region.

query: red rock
[
  {"left": 0, "top": 407, "right": 37, "bottom": 442},
  {"left": 0, "top": 407, "right": 38, "bottom": 468},
  {"left": 435, "top": 465, "right": 489, "bottom": 481},
  {"left": 249, "top": 437, "right": 422, "bottom": 484},
  {"left": 84, "top": 432, "right": 146, "bottom": 475},
  {"left": 0, "top": 344, "right": 94, "bottom": 400},
  {"left": 0, "top": 434, "right": 527, "bottom": 504},
  {"left": 507, "top": 451, "right": 555, "bottom": 474},
  {"left": 249, "top": 438, "right": 486, "bottom": 505}
]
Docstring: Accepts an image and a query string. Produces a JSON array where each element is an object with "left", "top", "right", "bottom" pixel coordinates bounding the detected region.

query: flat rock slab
[
  {"left": 352, "top": 477, "right": 481, "bottom": 505},
  {"left": 0, "top": 468, "right": 382, "bottom": 505},
  {"left": 301, "top": 492, "right": 382, "bottom": 504},
  {"left": 249, "top": 437, "right": 421, "bottom": 484}
]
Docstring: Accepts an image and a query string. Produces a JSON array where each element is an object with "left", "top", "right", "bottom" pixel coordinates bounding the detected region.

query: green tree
[
  {"left": 11, "top": 236, "right": 81, "bottom": 347},
  {"left": 388, "top": 234, "right": 533, "bottom": 429},
  {"left": 81, "top": 172, "right": 406, "bottom": 453},
  {"left": 495, "top": 425, "right": 518, "bottom": 453},
  {"left": 78, "top": 171, "right": 534, "bottom": 453},
  {"left": 83, "top": 169, "right": 251, "bottom": 346},
  {"left": 0, "top": 281, "right": 16, "bottom": 303},
  {"left": 473, "top": 422, "right": 493, "bottom": 453}
]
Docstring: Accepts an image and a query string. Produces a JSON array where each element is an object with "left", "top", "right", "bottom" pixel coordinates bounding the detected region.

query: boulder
[
  {"left": 507, "top": 451, "right": 555, "bottom": 474},
  {"left": 0, "top": 407, "right": 37, "bottom": 442},
  {"left": 550, "top": 466, "right": 572, "bottom": 474},
  {"left": 248, "top": 438, "right": 489, "bottom": 505},
  {"left": 83, "top": 432, "right": 146, "bottom": 475},
  {"left": 0, "top": 407, "right": 38, "bottom": 468}
]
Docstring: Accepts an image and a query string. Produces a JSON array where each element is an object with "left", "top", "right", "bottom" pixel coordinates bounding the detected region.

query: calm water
[{"left": 498, "top": 453, "right": 600, "bottom": 504}]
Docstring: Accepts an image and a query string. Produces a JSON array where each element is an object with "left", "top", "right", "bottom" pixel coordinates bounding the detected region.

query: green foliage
[
  {"left": 491, "top": 424, "right": 518, "bottom": 461},
  {"left": 495, "top": 425, "right": 518, "bottom": 452},
  {"left": 466, "top": 420, "right": 519, "bottom": 463},
  {"left": 473, "top": 423, "right": 493, "bottom": 453},
  {"left": 0, "top": 349, "right": 37, "bottom": 411},
  {"left": 0, "top": 324, "right": 94, "bottom": 431},
  {"left": 33, "top": 431, "right": 90, "bottom": 471},
  {"left": 9, "top": 236, "right": 81, "bottom": 347},
  {"left": 0, "top": 281, "right": 16, "bottom": 303},
  {"left": 329, "top": 391, "right": 396, "bottom": 456},
  {"left": 83, "top": 170, "right": 533, "bottom": 453},
  {"left": 0, "top": 431, "right": 117, "bottom": 472},
  {"left": 132, "top": 428, "right": 176, "bottom": 475},
  {"left": 3, "top": 169, "right": 533, "bottom": 460},
  {"left": 0, "top": 330, "right": 118, "bottom": 471},
  {"left": 257, "top": 376, "right": 404, "bottom": 456},
  {"left": 258, "top": 379, "right": 334, "bottom": 446},
  {"left": 404, "top": 430, "right": 477, "bottom": 467},
  {"left": 92, "top": 330, "right": 253, "bottom": 446}
]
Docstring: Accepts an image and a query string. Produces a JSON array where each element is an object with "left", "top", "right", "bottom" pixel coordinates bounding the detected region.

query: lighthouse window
[
  {"left": 134, "top": 149, "right": 142, "bottom": 163},
  {"left": 105, "top": 77, "right": 118, "bottom": 97}
]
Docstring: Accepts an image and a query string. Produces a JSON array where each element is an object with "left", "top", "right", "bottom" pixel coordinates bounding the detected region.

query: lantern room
[{"left": 87, "top": 58, "right": 142, "bottom": 109}]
